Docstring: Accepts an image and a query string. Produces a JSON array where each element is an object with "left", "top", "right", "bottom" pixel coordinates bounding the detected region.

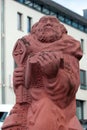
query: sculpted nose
[
  {"left": 47, "top": 19, "right": 50, "bottom": 23},
  {"left": 46, "top": 19, "right": 52, "bottom": 26}
]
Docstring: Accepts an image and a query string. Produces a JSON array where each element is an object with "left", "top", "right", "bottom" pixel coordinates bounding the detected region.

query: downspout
[{"left": 1, "top": 0, "right": 5, "bottom": 103}]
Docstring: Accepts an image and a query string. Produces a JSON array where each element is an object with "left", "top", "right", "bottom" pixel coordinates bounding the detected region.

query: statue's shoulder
[
  {"left": 62, "top": 34, "right": 80, "bottom": 45},
  {"left": 18, "top": 34, "right": 31, "bottom": 45}
]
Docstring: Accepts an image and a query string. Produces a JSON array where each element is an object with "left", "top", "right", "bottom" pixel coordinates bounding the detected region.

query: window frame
[
  {"left": 17, "top": 12, "right": 23, "bottom": 31},
  {"left": 76, "top": 100, "right": 84, "bottom": 120},
  {"left": 27, "top": 16, "right": 32, "bottom": 33},
  {"left": 80, "top": 70, "right": 87, "bottom": 90}
]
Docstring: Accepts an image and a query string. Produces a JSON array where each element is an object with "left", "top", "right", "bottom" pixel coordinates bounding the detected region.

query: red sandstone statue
[{"left": 2, "top": 16, "right": 83, "bottom": 130}]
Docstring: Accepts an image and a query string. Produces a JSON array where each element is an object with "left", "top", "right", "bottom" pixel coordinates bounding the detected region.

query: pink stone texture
[{"left": 2, "top": 16, "right": 83, "bottom": 130}]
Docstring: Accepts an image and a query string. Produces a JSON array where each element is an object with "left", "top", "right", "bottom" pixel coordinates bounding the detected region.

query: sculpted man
[{"left": 2, "top": 16, "right": 83, "bottom": 130}]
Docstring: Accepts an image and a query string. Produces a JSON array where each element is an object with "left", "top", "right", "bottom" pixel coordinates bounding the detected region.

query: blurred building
[{"left": 0, "top": 0, "right": 87, "bottom": 128}]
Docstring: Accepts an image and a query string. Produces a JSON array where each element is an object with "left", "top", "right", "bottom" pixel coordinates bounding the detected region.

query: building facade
[{"left": 0, "top": 0, "right": 87, "bottom": 128}]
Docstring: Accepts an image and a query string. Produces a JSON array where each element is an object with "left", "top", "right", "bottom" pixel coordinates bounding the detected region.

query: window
[
  {"left": 84, "top": 27, "right": 87, "bottom": 33},
  {"left": 42, "top": 7, "right": 50, "bottom": 15},
  {"left": 33, "top": 3, "right": 41, "bottom": 11},
  {"left": 25, "top": 0, "right": 33, "bottom": 7},
  {"left": 17, "top": 12, "right": 23, "bottom": 30},
  {"left": 76, "top": 100, "right": 84, "bottom": 120},
  {"left": 0, "top": 112, "right": 8, "bottom": 122},
  {"left": 58, "top": 15, "right": 65, "bottom": 22},
  {"left": 80, "top": 39, "right": 84, "bottom": 52},
  {"left": 50, "top": 11, "right": 57, "bottom": 16},
  {"left": 79, "top": 24, "right": 84, "bottom": 31},
  {"left": 65, "top": 18, "right": 71, "bottom": 25},
  {"left": 80, "top": 70, "right": 87, "bottom": 90},
  {"left": 17, "top": 0, "right": 24, "bottom": 2},
  {"left": 72, "top": 21, "right": 78, "bottom": 28},
  {"left": 27, "top": 16, "right": 31, "bottom": 33}
]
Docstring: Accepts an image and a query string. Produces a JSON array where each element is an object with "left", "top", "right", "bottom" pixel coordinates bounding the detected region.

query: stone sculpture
[{"left": 2, "top": 16, "right": 83, "bottom": 130}]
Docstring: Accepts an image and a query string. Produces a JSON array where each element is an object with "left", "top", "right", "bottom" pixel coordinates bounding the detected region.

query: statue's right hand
[{"left": 13, "top": 66, "right": 25, "bottom": 87}]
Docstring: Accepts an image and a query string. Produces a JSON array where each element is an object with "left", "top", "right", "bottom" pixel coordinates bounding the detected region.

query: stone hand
[
  {"left": 13, "top": 66, "right": 25, "bottom": 87},
  {"left": 37, "top": 51, "right": 60, "bottom": 78}
]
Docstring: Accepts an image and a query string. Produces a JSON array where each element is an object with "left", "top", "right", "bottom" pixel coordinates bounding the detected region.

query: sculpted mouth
[
  {"left": 43, "top": 26, "right": 54, "bottom": 31},
  {"left": 44, "top": 25, "right": 53, "bottom": 28}
]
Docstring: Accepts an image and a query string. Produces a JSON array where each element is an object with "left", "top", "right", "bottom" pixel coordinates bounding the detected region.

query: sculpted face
[{"left": 31, "top": 16, "right": 65, "bottom": 43}]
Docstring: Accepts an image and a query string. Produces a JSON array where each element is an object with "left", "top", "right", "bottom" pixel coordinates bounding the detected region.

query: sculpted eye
[
  {"left": 39, "top": 18, "right": 46, "bottom": 23},
  {"left": 51, "top": 19, "right": 58, "bottom": 23},
  {"left": 40, "top": 19, "right": 46, "bottom": 23}
]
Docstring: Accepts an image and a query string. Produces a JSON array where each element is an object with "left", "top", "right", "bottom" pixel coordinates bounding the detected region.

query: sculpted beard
[{"left": 35, "top": 26, "right": 62, "bottom": 43}]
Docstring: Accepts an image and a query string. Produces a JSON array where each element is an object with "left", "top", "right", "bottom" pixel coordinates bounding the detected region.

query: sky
[{"left": 52, "top": 0, "right": 87, "bottom": 16}]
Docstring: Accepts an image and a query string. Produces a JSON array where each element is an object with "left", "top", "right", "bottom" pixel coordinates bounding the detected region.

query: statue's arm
[
  {"left": 59, "top": 53, "right": 80, "bottom": 99},
  {"left": 51, "top": 53, "right": 80, "bottom": 108}
]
